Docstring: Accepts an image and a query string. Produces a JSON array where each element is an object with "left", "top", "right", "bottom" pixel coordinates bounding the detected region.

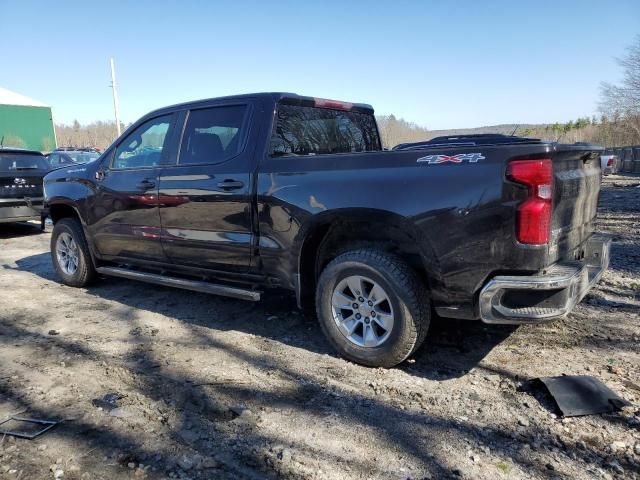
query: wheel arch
[
  {"left": 48, "top": 200, "right": 83, "bottom": 225},
  {"left": 49, "top": 201, "right": 98, "bottom": 269},
  {"left": 296, "top": 209, "right": 441, "bottom": 309}
]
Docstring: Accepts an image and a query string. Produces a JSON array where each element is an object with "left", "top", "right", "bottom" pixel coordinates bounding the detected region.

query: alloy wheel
[
  {"left": 331, "top": 275, "right": 395, "bottom": 347},
  {"left": 56, "top": 232, "right": 79, "bottom": 275}
]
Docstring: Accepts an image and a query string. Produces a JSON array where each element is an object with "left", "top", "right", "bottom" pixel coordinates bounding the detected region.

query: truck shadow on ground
[
  {"left": 0, "top": 222, "right": 43, "bottom": 239},
  {"left": 102, "top": 282, "right": 518, "bottom": 384},
  {"left": 10, "top": 251, "right": 516, "bottom": 382},
  {"left": 406, "top": 319, "right": 517, "bottom": 380},
  {"left": 8, "top": 250, "right": 640, "bottom": 382}
]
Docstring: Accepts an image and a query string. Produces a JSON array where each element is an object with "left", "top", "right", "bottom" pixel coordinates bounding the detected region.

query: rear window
[
  {"left": 0, "top": 153, "right": 49, "bottom": 172},
  {"left": 269, "top": 104, "right": 381, "bottom": 156}
]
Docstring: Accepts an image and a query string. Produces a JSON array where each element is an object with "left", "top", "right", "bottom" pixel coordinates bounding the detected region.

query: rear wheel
[
  {"left": 51, "top": 218, "right": 96, "bottom": 287},
  {"left": 316, "top": 249, "right": 430, "bottom": 367}
]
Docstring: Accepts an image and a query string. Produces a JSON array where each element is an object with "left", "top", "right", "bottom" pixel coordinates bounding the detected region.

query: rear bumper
[
  {"left": 0, "top": 215, "right": 42, "bottom": 224},
  {"left": 479, "top": 234, "right": 611, "bottom": 324},
  {"left": 0, "top": 197, "right": 46, "bottom": 224}
]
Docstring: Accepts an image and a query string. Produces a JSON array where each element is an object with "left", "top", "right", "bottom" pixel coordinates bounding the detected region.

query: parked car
[
  {"left": 47, "top": 149, "right": 100, "bottom": 168},
  {"left": 0, "top": 148, "right": 50, "bottom": 228},
  {"left": 54, "top": 146, "right": 100, "bottom": 152},
  {"left": 43, "top": 93, "right": 609, "bottom": 367},
  {"left": 600, "top": 151, "right": 619, "bottom": 175}
]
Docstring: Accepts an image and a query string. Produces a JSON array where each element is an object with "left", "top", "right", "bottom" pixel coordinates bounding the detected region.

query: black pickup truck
[{"left": 43, "top": 93, "right": 610, "bottom": 367}]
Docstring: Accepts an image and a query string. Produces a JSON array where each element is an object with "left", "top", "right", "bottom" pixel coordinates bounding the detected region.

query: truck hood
[{"left": 44, "top": 163, "right": 94, "bottom": 181}]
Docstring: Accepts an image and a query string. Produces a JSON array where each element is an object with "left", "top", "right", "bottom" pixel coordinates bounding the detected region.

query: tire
[
  {"left": 315, "top": 249, "right": 430, "bottom": 367},
  {"left": 51, "top": 217, "right": 96, "bottom": 287}
]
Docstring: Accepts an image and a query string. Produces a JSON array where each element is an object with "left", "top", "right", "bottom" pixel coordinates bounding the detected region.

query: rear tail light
[
  {"left": 507, "top": 159, "right": 553, "bottom": 245},
  {"left": 607, "top": 158, "right": 614, "bottom": 167}
]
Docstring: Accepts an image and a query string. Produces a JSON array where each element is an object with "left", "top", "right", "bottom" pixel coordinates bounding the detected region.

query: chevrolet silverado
[{"left": 43, "top": 93, "right": 609, "bottom": 367}]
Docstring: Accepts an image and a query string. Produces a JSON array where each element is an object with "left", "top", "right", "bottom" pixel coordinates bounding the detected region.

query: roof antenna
[
  {"left": 510, "top": 124, "right": 519, "bottom": 136},
  {"left": 0, "top": 136, "right": 4, "bottom": 148}
]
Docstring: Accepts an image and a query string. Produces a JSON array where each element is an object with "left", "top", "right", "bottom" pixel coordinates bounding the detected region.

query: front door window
[{"left": 113, "top": 115, "right": 172, "bottom": 169}]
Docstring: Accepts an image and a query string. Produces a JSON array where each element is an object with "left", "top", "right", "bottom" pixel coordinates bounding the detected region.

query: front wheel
[
  {"left": 315, "top": 249, "right": 430, "bottom": 367},
  {"left": 51, "top": 218, "right": 96, "bottom": 287}
]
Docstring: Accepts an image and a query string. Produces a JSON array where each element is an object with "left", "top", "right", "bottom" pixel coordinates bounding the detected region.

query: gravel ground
[{"left": 0, "top": 174, "right": 638, "bottom": 480}]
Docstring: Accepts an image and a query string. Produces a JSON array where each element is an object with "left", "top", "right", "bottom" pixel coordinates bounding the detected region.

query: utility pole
[{"left": 110, "top": 57, "right": 122, "bottom": 137}]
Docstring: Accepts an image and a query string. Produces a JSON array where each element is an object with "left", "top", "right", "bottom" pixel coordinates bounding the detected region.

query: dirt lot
[{"left": 0, "top": 174, "right": 639, "bottom": 480}]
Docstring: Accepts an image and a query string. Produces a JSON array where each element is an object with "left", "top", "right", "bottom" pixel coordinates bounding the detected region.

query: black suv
[{"left": 0, "top": 148, "right": 49, "bottom": 228}]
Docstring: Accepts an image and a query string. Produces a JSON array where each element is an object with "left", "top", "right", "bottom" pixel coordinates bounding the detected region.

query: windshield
[
  {"left": 0, "top": 153, "right": 50, "bottom": 172},
  {"left": 66, "top": 152, "right": 100, "bottom": 164}
]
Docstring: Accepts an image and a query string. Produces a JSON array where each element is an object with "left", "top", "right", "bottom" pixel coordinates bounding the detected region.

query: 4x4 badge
[{"left": 417, "top": 153, "right": 485, "bottom": 164}]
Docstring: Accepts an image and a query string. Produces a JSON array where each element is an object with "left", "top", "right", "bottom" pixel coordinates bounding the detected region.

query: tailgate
[
  {"left": 550, "top": 146, "right": 602, "bottom": 262},
  {"left": 0, "top": 175, "right": 44, "bottom": 199}
]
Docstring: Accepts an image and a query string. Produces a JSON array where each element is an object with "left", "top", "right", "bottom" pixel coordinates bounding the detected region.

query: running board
[{"left": 96, "top": 267, "right": 260, "bottom": 301}]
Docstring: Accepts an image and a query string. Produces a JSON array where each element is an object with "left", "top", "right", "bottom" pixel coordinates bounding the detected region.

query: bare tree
[
  {"left": 54, "top": 120, "right": 121, "bottom": 150},
  {"left": 376, "top": 115, "right": 429, "bottom": 148},
  {"left": 599, "top": 35, "right": 640, "bottom": 144}
]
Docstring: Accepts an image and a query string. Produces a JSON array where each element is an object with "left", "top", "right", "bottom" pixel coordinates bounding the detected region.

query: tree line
[
  {"left": 518, "top": 115, "right": 638, "bottom": 146},
  {"left": 51, "top": 113, "right": 638, "bottom": 152},
  {"left": 54, "top": 120, "right": 123, "bottom": 151}
]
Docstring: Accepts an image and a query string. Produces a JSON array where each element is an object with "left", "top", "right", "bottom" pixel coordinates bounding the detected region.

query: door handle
[
  {"left": 136, "top": 179, "right": 156, "bottom": 190},
  {"left": 217, "top": 179, "right": 244, "bottom": 190}
]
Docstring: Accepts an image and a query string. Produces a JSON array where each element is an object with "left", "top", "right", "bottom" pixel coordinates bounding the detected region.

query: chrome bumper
[{"left": 479, "top": 234, "right": 611, "bottom": 324}]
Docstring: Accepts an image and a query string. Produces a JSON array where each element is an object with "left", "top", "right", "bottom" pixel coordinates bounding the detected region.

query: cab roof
[{"left": 146, "top": 92, "right": 374, "bottom": 118}]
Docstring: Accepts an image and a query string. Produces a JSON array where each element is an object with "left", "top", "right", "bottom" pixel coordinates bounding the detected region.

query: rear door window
[
  {"left": 179, "top": 105, "right": 248, "bottom": 165},
  {"left": 269, "top": 104, "right": 381, "bottom": 156}
]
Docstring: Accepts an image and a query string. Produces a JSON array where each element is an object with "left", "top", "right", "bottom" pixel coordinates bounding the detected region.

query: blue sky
[{"left": 1, "top": 0, "right": 638, "bottom": 129}]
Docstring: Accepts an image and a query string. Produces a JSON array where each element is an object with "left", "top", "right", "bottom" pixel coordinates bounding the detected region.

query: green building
[{"left": 0, "top": 86, "right": 56, "bottom": 152}]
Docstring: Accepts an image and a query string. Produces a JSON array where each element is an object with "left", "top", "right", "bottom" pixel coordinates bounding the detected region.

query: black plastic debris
[
  {"left": 533, "top": 375, "right": 631, "bottom": 417},
  {"left": 0, "top": 417, "right": 58, "bottom": 440},
  {"left": 92, "top": 392, "right": 124, "bottom": 411}
]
